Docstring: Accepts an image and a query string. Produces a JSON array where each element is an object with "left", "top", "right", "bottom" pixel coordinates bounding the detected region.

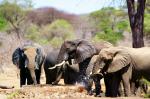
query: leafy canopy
[
  {"left": 90, "top": 7, "right": 128, "bottom": 44},
  {"left": 25, "top": 19, "right": 75, "bottom": 47}
]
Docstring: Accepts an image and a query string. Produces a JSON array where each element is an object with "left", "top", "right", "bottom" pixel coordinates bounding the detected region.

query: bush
[
  {"left": 0, "top": 14, "right": 8, "bottom": 31},
  {"left": 25, "top": 24, "right": 49, "bottom": 45},
  {"left": 25, "top": 19, "right": 75, "bottom": 47},
  {"left": 93, "top": 31, "right": 123, "bottom": 45},
  {"left": 42, "top": 19, "right": 75, "bottom": 47},
  {"left": 90, "top": 7, "right": 128, "bottom": 44}
]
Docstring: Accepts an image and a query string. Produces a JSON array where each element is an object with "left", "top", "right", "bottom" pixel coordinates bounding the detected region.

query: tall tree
[{"left": 126, "top": 0, "right": 146, "bottom": 48}]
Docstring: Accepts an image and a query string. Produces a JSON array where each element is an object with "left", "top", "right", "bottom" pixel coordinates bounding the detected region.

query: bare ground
[{"left": 0, "top": 64, "right": 147, "bottom": 99}]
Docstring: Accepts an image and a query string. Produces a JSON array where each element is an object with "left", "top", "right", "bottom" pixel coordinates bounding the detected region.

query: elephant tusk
[
  {"left": 35, "top": 63, "right": 39, "bottom": 70},
  {"left": 90, "top": 72, "right": 92, "bottom": 75},
  {"left": 48, "top": 61, "right": 65, "bottom": 69}
]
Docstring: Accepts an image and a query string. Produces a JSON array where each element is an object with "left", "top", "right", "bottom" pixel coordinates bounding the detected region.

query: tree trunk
[{"left": 126, "top": 0, "right": 146, "bottom": 48}]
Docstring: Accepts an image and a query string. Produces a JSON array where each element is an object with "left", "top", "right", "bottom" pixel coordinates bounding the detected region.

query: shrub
[
  {"left": 42, "top": 19, "right": 75, "bottom": 47},
  {"left": 93, "top": 31, "right": 123, "bottom": 45},
  {"left": 25, "top": 24, "right": 49, "bottom": 45},
  {"left": 0, "top": 14, "right": 8, "bottom": 31}
]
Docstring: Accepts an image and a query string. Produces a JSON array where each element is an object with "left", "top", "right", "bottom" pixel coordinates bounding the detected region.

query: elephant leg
[
  {"left": 122, "top": 74, "right": 131, "bottom": 96},
  {"left": 45, "top": 72, "right": 51, "bottom": 84},
  {"left": 130, "top": 81, "right": 136, "bottom": 95},
  {"left": 110, "top": 74, "right": 121, "bottom": 97},
  {"left": 20, "top": 69, "right": 26, "bottom": 87},
  {"left": 35, "top": 68, "right": 41, "bottom": 84},
  {"left": 104, "top": 73, "right": 121, "bottom": 97},
  {"left": 117, "top": 82, "right": 124, "bottom": 96},
  {"left": 63, "top": 64, "right": 70, "bottom": 84},
  {"left": 104, "top": 74, "right": 112, "bottom": 97},
  {"left": 78, "top": 58, "right": 91, "bottom": 83},
  {"left": 86, "top": 78, "right": 94, "bottom": 96},
  {"left": 93, "top": 76, "right": 101, "bottom": 97}
]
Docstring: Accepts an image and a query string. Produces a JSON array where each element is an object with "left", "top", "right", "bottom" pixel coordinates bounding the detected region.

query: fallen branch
[{"left": 0, "top": 85, "right": 14, "bottom": 89}]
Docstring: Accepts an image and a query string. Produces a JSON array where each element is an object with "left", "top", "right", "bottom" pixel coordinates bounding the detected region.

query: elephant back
[{"left": 93, "top": 41, "right": 113, "bottom": 55}]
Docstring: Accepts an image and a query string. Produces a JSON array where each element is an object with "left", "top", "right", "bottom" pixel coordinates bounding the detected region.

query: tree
[
  {"left": 126, "top": 0, "right": 146, "bottom": 48},
  {"left": 0, "top": 0, "right": 32, "bottom": 39},
  {"left": 90, "top": 7, "right": 128, "bottom": 44}
]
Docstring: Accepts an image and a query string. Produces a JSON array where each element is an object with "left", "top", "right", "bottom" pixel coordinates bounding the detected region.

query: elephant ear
[
  {"left": 12, "top": 48, "right": 25, "bottom": 68},
  {"left": 75, "top": 40, "right": 96, "bottom": 63},
  {"left": 107, "top": 50, "right": 131, "bottom": 73},
  {"left": 35, "top": 48, "right": 45, "bottom": 69}
]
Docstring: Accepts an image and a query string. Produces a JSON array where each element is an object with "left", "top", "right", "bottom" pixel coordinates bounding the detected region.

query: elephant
[
  {"left": 12, "top": 44, "right": 45, "bottom": 87},
  {"left": 92, "top": 46, "right": 150, "bottom": 97},
  {"left": 52, "top": 39, "right": 112, "bottom": 96},
  {"left": 44, "top": 50, "right": 80, "bottom": 85}
]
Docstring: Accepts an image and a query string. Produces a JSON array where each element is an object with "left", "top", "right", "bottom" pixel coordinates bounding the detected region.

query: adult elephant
[
  {"left": 92, "top": 47, "right": 150, "bottom": 97},
  {"left": 44, "top": 50, "right": 79, "bottom": 84},
  {"left": 52, "top": 39, "right": 112, "bottom": 95},
  {"left": 12, "top": 45, "right": 45, "bottom": 87}
]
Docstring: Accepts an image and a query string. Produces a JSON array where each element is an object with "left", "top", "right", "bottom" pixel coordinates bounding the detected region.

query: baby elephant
[{"left": 12, "top": 45, "right": 45, "bottom": 87}]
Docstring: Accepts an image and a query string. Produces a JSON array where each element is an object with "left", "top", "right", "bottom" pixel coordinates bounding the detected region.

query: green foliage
[
  {"left": 143, "top": 79, "right": 150, "bottom": 98},
  {"left": 0, "top": 1, "right": 25, "bottom": 23},
  {"left": 146, "top": 0, "right": 150, "bottom": 13},
  {"left": 0, "top": 14, "right": 8, "bottom": 31},
  {"left": 7, "top": 90, "right": 20, "bottom": 99},
  {"left": 116, "top": 20, "right": 128, "bottom": 33},
  {"left": 90, "top": 7, "right": 128, "bottom": 44},
  {"left": 144, "top": 94, "right": 150, "bottom": 98},
  {"left": 25, "top": 19, "right": 75, "bottom": 47},
  {"left": 42, "top": 19, "right": 75, "bottom": 47},
  {"left": 144, "top": 13, "right": 150, "bottom": 36},
  {"left": 25, "top": 24, "right": 40, "bottom": 40},
  {"left": 93, "top": 31, "right": 123, "bottom": 45},
  {"left": 43, "top": 19, "right": 75, "bottom": 40},
  {"left": 49, "top": 37, "right": 64, "bottom": 48},
  {"left": 0, "top": 41, "right": 2, "bottom": 47},
  {"left": 0, "top": 0, "right": 32, "bottom": 38},
  {"left": 25, "top": 24, "right": 49, "bottom": 45}
]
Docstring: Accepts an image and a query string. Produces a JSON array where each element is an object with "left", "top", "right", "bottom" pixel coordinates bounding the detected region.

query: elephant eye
[
  {"left": 66, "top": 48, "right": 70, "bottom": 51},
  {"left": 71, "top": 43, "right": 75, "bottom": 46}
]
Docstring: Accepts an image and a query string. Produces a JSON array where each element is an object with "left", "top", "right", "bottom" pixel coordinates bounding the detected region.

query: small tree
[{"left": 0, "top": 0, "right": 32, "bottom": 39}]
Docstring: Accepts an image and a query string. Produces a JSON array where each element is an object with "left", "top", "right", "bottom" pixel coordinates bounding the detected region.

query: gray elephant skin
[
  {"left": 53, "top": 39, "right": 112, "bottom": 96},
  {"left": 92, "top": 47, "right": 150, "bottom": 97},
  {"left": 44, "top": 50, "right": 80, "bottom": 85},
  {"left": 12, "top": 46, "right": 45, "bottom": 87}
]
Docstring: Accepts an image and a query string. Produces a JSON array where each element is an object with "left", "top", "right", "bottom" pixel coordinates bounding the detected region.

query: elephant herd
[{"left": 12, "top": 39, "right": 149, "bottom": 97}]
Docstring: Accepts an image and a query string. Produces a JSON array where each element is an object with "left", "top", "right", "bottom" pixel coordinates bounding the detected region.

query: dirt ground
[{"left": 0, "top": 64, "right": 148, "bottom": 99}]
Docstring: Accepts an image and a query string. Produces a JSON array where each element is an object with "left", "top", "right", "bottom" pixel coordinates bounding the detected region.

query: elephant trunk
[
  {"left": 57, "top": 43, "right": 69, "bottom": 63},
  {"left": 29, "top": 69, "right": 37, "bottom": 85}
]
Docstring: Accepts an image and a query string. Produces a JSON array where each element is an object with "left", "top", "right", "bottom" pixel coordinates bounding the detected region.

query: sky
[
  {"left": 32, "top": 0, "right": 125, "bottom": 14},
  {"left": 0, "top": 0, "right": 125, "bottom": 14}
]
